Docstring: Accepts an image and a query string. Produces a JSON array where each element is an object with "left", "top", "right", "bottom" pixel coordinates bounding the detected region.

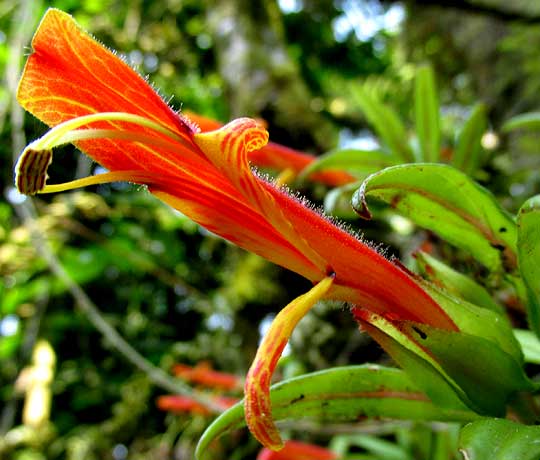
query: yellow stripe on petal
[{"left": 244, "top": 275, "right": 335, "bottom": 450}]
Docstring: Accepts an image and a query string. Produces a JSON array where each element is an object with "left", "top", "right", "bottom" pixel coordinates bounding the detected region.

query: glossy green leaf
[
  {"left": 299, "top": 148, "right": 396, "bottom": 181},
  {"left": 352, "top": 85, "right": 415, "bottom": 162},
  {"left": 352, "top": 164, "right": 517, "bottom": 273},
  {"left": 502, "top": 112, "right": 540, "bottom": 132},
  {"left": 415, "top": 251, "right": 504, "bottom": 314},
  {"left": 1, "top": 277, "right": 51, "bottom": 315},
  {"left": 195, "top": 366, "right": 478, "bottom": 460},
  {"left": 517, "top": 195, "right": 540, "bottom": 338},
  {"left": 459, "top": 418, "right": 540, "bottom": 460},
  {"left": 415, "top": 65, "right": 440, "bottom": 162},
  {"left": 453, "top": 103, "right": 487, "bottom": 175}
]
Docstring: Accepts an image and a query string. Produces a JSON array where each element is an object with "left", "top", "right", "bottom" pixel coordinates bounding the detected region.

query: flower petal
[
  {"left": 244, "top": 275, "right": 334, "bottom": 450},
  {"left": 256, "top": 440, "right": 338, "bottom": 460},
  {"left": 188, "top": 112, "right": 355, "bottom": 187},
  {"left": 19, "top": 9, "right": 191, "bottom": 134},
  {"left": 194, "top": 119, "right": 328, "bottom": 273},
  {"left": 17, "top": 9, "right": 201, "bottom": 174},
  {"left": 151, "top": 179, "right": 322, "bottom": 279}
]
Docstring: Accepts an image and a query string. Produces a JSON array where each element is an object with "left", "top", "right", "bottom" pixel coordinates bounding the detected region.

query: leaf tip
[{"left": 351, "top": 186, "right": 372, "bottom": 219}]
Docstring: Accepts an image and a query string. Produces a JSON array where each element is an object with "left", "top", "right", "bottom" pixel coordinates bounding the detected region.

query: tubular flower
[
  {"left": 172, "top": 362, "right": 243, "bottom": 391},
  {"left": 15, "top": 9, "right": 457, "bottom": 450},
  {"left": 156, "top": 395, "right": 238, "bottom": 416},
  {"left": 256, "top": 440, "right": 338, "bottom": 460}
]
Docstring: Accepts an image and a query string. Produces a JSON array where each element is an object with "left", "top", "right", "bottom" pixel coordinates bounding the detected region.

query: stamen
[
  {"left": 34, "top": 112, "right": 192, "bottom": 151},
  {"left": 15, "top": 147, "right": 52, "bottom": 195},
  {"left": 244, "top": 275, "right": 335, "bottom": 450},
  {"left": 15, "top": 112, "right": 196, "bottom": 196},
  {"left": 41, "top": 171, "right": 161, "bottom": 194}
]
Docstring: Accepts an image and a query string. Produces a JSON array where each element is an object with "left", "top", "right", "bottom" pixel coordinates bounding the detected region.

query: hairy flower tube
[{"left": 15, "top": 9, "right": 458, "bottom": 450}]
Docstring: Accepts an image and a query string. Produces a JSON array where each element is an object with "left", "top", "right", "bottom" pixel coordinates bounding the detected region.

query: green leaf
[
  {"left": 1, "top": 277, "right": 51, "bottom": 315},
  {"left": 299, "top": 148, "right": 396, "bottom": 181},
  {"left": 60, "top": 246, "right": 109, "bottom": 284},
  {"left": 517, "top": 195, "right": 540, "bottom": 338},
  {"left": 352, "top": 164, "right": 517, "bottom": 273},
  {"left": 403, "top": 322, "right": 534, "bottom": 415},
  {"left": 459, "top": 418, "right": 540, "bottom": 460},
  {"left": 359, "top": 306, "right": 533, "bottom": 417},
  {"left": 420, "top": 282, "right": 522, "bottom": 361},
  {"left": 432, "top": 427, "right": 461, "bottom": 460},
  {"left": 0, "top": 333, "right": 21, "bottom": 359},
  {"left": 453, "top": 103, "right": 487, "bottom": 175},
  {"left": 514, "top": 329, "right": 540, "bottom": 364},
  {"left": 415, "top": 65, "right": 440, "bottom": 162},
  {"left": 195, "top": 366, "right": 478, "bottom": 460},
  {"left": 502, "top": 112, "right": 540, "bottom": 132},
  {"left": 331, "top": 434, "right": 414, "bottom": 460},
  {"left": 352, "top": 85, "right": 415, "bottom": 162},
  {"left": 415, "top": 251, "right": 504, "bottom": 314},
  {"left": 357, "top": 310, "right": 477, "bottom": 411}
]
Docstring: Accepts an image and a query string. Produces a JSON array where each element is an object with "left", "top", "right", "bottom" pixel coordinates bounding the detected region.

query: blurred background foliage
[{"left": 1, "top": 0, "right": 540, "bottom": 459}]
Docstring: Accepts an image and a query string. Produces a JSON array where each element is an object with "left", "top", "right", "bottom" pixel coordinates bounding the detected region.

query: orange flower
[
  {"left": 15, "top": 9, "right": 457, "bottom": 450},
  {"left": 187, "top": 112, "right": 355, "bottom": 187},
  {"left": 257, "top": 440, "right": 338, "bottom": 460},
  {"left": 172, "top": 362, "right": 242, "bottom": 391},
  {"left": 156, "top": 394, "right": 238, "bottom": 416}
]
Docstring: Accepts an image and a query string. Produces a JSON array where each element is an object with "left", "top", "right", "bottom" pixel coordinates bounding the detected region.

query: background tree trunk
[{"left": 205, "top": 0, "right": 337, "bottom": 150}]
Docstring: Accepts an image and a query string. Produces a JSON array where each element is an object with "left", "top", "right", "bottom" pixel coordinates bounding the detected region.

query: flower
[
  {"left": 157, "top": 362, "right": 241, "bottom": 417},
  {"left": 256, "top": 440, "right": 338, "bottom": 460},
  {"left": 186, "top": 112, "right": 355, "bottom": 187},
  {"left": 172, "top": 362, "right": 243, "bottom": 391},
  {"left": 156, "top": 395, "right": 238, "bottom": 416},
  {"left": 15, "top": 9, "right": 457, "bottom": 450}
]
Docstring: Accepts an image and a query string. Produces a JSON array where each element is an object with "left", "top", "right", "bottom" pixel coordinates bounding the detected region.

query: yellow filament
[
  {"left": 40, "top": 171, "right": 161, "bottom": 194},
  {"left": 15, "top": 111, "right": 196, "bottom": 196},
  {"left": 35, "top": 112, "right": 191, "bottom": 150}
]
